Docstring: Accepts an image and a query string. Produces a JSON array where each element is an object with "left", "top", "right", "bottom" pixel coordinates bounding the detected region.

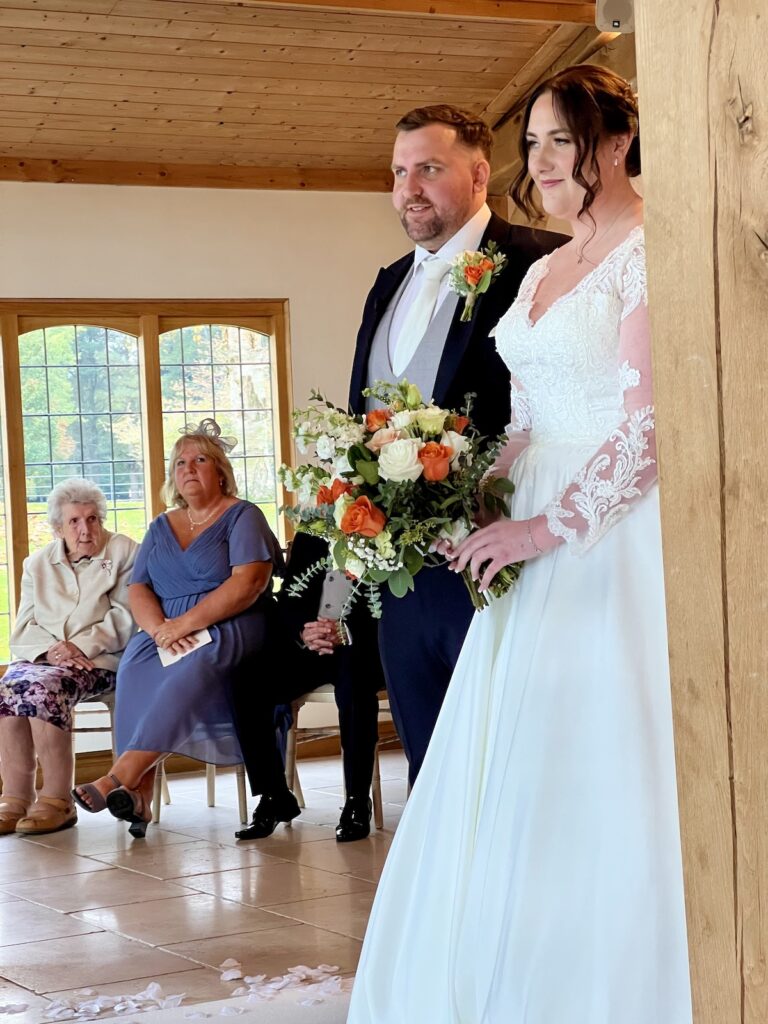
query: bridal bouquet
[{"left": 279, "top": 380, "right": 521, "bottom": 616}]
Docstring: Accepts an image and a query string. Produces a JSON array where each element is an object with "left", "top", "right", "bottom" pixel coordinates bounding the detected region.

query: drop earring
[{"left": 613, "top": 157, "right": 619, "bottom": 167}]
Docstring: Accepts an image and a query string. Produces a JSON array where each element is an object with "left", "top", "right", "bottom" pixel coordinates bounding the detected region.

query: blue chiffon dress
[{"left": 115, "top": 501, "right": 283, "bottom": 765}]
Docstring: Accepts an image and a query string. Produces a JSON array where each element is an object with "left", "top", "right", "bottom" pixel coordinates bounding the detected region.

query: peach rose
[
  {"left": 339, "top": 496, "right": 387, "bottom": 537},
  {"left": 365, "top": 408, "right": 392, "bottom": 432},
  {"left": 365, "top": 426, "right": 400, "bottom": 453},
  {"left": 464, "top": 258, "right": 494, "bottom": 287},
  {"left": 450, "top": 415, "right": 470, "bottom": 435},
  {"left": 316, "top": 478, "right": 353, "bottom": 506},
  {"left": 418, "top": 441, "right": 453, "bottom": 482}
]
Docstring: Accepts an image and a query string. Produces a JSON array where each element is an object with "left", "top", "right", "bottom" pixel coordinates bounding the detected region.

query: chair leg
[
  {"left": 372, "top": 744, "right": 383, "bottom": 830},
  {"left": 161, "top": 762, "right": 171, "bottom": 805},
  {"left": 236, "top": 764, "right": 248, "bottom": 824},
  {"left": 284, "top": 705, "right": 305, "bottom": 808},
  {"left": 206, "top": 763, "right": 216, "bottom": 807},
  {"left": 152, "top": 768, "right": 162, "bottom": 824}
]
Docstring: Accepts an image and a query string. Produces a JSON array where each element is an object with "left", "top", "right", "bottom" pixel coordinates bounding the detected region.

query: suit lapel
[
  {"left": 350, "top": 259, "right": 411, "bottom": 412},
  {"left": 432, "top": 214, "right": 510, "bottom": 406}
]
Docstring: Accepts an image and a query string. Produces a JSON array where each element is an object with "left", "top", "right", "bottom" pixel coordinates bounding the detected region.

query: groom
[{"left": 349, "top": 104, "right": 565, "bottom": 783}]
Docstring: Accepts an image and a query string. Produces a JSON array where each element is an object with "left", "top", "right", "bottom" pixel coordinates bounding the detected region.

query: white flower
[
  {"left": 333, "top": 493, "right": 353, "bottom": 528},
  {"left": 315, "top": 434, "right": 336, "bottom": 461},
  {"left": 373, "top": 529, "right": 395, "bottom": 558},
  {"left": 332, "top": 451, "right": 353, "bottom": 476},
  {"left": 377, "top": 438, "right": 423, "bottom": 483},
  {"left": 438, "top": 519, "right": 470, "bottom": 548},
  {"left": 441, "top": 429, "right": 470, "bottom": 468},
  {"left": 416, "top": 405, "right": 447, "bottom": 436},
  {"left": 392, "top": 409, "right": 418, "bottom": 431},
  {"left": 296, "top": 477, "right": 314, "bottom": 506},
  {"left": 345, "top": 555, "right": 365, "bottom": 579}
]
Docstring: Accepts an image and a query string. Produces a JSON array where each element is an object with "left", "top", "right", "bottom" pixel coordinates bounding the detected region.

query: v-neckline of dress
[
  {"left": 162, "top": 501, "right": 241, "bottom": 553},
  {"left": 526, "top": 224, "right": 643, "bottom": 329}
]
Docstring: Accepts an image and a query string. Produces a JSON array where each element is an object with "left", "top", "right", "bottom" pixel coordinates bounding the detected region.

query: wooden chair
[{"left": 284, "top": 684, "right": 388, "bottom": 829}]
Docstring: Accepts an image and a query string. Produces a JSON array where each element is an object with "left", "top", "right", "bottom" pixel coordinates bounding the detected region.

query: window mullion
[
  {"left": 0, "top": 314, "right": 29, "bottom": 616},
  {"left": 138, "top": 314, "right": 166, "bottom": 520}
]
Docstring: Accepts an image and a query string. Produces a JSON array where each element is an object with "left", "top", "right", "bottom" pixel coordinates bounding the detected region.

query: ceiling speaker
[{"left": 595, "top": 0, "right": 635, "bottom": 33}]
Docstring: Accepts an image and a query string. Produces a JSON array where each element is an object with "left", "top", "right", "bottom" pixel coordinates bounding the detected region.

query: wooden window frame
[{"left": 0, "top": 300, "right": 294, "bottom": 633}]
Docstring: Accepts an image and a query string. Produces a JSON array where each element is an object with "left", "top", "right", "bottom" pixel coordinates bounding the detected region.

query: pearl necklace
[{"left": 186, "top": 501, "right": 223, "bottom": 532}]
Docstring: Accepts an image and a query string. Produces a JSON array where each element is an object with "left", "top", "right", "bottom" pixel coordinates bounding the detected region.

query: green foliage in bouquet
[{"left": 279, "top": 379, "right": 521, "bottom": 618}]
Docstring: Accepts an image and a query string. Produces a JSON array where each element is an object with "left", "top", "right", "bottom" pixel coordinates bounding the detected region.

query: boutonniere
[
  {"left": 448, "top": 242, "right": 508, "bottom": 322},
  {"left": 100, "top": 559, "right": 113, "bottom": 574}
]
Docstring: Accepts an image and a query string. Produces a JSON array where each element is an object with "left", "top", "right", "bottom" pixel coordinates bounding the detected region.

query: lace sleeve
[{"left": 539, "top": 252, "right": 656, "bottom": 554}]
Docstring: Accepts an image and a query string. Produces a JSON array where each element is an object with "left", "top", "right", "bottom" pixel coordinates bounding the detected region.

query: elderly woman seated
[
  {"left": 73, "top": 420, "right": 284, "bottom": 837},
  {"left": 0, "top": 479, "right": 137, "bottom": 836}
]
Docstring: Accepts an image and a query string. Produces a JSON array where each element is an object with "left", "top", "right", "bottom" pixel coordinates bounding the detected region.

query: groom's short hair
[{"left": 395, "top": 105, "right": 493, "bottom": 161}]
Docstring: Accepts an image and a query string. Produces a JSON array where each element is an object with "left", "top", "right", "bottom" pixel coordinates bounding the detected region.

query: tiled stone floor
[{"left": 0, "top": 751, "right": 407, "bottom": 1023}]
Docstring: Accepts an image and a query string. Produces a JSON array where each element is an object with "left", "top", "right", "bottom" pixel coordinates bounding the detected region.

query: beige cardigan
[{"left": 10, "top": 532, "right": 138, "bottom": 672}]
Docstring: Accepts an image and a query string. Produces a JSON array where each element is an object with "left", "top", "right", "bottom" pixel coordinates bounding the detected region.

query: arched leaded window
[{"left": 0, "top": 301, "right": 292, "bottom": 667}]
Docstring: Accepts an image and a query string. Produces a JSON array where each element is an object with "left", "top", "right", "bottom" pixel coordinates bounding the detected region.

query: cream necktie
[{"left": 392, "top": 256, "right": 450, "bottom": 376}]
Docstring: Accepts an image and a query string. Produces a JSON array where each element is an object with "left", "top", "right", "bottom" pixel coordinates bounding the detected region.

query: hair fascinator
[{"left": 180, "top": 418, "right": 237, "bottom": 454}]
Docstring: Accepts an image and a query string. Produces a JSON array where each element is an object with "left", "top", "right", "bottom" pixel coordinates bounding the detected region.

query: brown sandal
[
  {"left": 71, "top": 773, "right": 122, "bottom": 814},
  {"left": 0, "top": 797, "right": 30, "bottom": 835},
  {"left": 16, "top": 796, "right": 77, "bottom": 835}
]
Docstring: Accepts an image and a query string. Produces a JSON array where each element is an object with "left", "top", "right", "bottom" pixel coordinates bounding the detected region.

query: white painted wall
[
  {"left": 0, "top": 181, "right": 407, "bottom": 738},
  {"left": 0, "top": 182, "right": 407, "bottom": 410}
]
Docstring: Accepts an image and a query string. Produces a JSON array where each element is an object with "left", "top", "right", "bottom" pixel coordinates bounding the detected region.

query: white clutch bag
[{"left": 157, "top": 627, "right": 212, "bottom": 667}]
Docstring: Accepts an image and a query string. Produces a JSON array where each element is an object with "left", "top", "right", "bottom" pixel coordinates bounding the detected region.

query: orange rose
[
  {"left": 451, "top": 415, "right": 470, "bottom": 435},
  {"left": 316, "top": 478, "right": 353, "bottom": 506},
  {"left": 464, "top": 258, "right": 493, "bottom": 287},
  {"left": 339, "top": 496, "right": 387, "bottom": 537},
  {"left": 418, "top": 441, "right": 453, "bottom": 482},
  {"left": 365, "top": 408, "right": 392, "bottom": 432}
]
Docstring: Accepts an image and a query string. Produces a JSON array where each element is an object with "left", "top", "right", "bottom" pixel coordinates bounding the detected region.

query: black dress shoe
[
  {"left": 335, "top": 795, "right": 372, "bottom": 843},
  {"left": 235, "top": 791, "right": 300, "bottom": 840}
]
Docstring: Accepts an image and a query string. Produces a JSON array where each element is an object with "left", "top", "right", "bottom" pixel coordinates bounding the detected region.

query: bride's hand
[{"left": 451, "top": 518, "right": 544, "bottom": 591}]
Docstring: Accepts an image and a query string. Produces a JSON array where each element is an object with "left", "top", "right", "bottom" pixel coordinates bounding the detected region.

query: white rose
[
  {"left": 416, "top": 405, "right": 448, "bottom": 436},
  {"left": 391, "top": 409, "right": 417, "bottom": 431},
  {"left": 345, "top": 555, "right": 365, "bottom": 580},
  {"left": 441, "top": 429, "right": 470, "bottom": 468},
  {"left": 377, "top": 438, "right": 423, "bottom": 483}
]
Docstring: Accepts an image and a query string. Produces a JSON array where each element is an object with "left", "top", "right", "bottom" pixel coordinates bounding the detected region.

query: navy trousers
[{"left": 378, "top": 563, "right": 474, "bottom": 785}]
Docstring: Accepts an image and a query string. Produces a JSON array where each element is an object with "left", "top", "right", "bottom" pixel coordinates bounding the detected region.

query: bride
[{"left": 347, "top": 65, "right": 692, "bottom": 1023}]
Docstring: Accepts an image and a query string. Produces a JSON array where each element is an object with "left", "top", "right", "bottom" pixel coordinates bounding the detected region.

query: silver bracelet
[{"left": 527, "top": 520, "right": 543, "bottom": 554}]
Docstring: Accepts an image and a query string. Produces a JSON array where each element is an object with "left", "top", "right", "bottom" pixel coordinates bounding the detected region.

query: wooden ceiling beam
[
  {"left": 0, "top": 156, "right": 392, "bottom": 190},
  {"left": 488, "top": 31, "right": 635, "bottom": 195},
  {"left": 228, "top": 1, "right": 596, "bottom": 26}
]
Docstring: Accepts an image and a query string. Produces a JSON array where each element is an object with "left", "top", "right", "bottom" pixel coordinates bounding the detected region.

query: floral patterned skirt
[{"left": 0, "top": 662, "right": 116, "bottom": 732}]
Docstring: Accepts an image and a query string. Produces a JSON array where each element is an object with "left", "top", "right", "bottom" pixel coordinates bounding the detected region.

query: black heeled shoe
[
  {"left": 235, "top": 790, "right": 300, "bottom": 840},
  {"left": 335, "top": 795, "right": 372, "bottom": 843},
  {"left": 106, "top": 786, "right": 151, "bottom": 839}
]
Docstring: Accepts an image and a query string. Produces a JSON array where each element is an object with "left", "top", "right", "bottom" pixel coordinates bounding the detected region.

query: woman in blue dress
[{"left": 73, "top": 419, "right": 283, "bottom": 836}]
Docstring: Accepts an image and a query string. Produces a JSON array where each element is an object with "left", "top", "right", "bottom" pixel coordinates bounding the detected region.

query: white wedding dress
[{"left": 347, "top": 227, "right": 693, "bottom": 1024}]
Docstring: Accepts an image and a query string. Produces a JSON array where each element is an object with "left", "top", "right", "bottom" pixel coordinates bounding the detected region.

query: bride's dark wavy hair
[{"left": 510, "top": 64, "right": 640, "bottom": 223}]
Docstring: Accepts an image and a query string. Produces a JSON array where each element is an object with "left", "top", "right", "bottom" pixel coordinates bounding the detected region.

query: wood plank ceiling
[{"left": 0, "top": 0, "right": 598, "bottom": 191}]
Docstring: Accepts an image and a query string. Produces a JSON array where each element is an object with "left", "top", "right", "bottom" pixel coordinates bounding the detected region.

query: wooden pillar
[{"left": 635, "top": 3, "right": 768, "bottom": 1021}]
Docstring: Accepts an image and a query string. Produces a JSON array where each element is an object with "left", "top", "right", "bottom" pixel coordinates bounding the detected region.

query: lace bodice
[
  {"left": 494, "top": 226, "right": 645, "bottom": 445},
  {"left": 493, "top": 227, "right": 656, "bottom": 554}
]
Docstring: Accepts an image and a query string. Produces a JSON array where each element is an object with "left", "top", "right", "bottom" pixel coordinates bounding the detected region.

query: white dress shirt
[{"left": 388, "top": 203, "right": 493, "bottom": 367}]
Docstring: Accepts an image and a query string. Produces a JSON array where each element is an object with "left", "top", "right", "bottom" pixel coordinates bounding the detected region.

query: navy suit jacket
[{"left": 348, "top": 213, "right": 568, "bottom": 440}]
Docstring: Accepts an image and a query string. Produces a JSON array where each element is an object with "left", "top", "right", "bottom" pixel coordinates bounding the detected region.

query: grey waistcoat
[{"left": 365, "top": 275, "right": 460, "bottom": 410}]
